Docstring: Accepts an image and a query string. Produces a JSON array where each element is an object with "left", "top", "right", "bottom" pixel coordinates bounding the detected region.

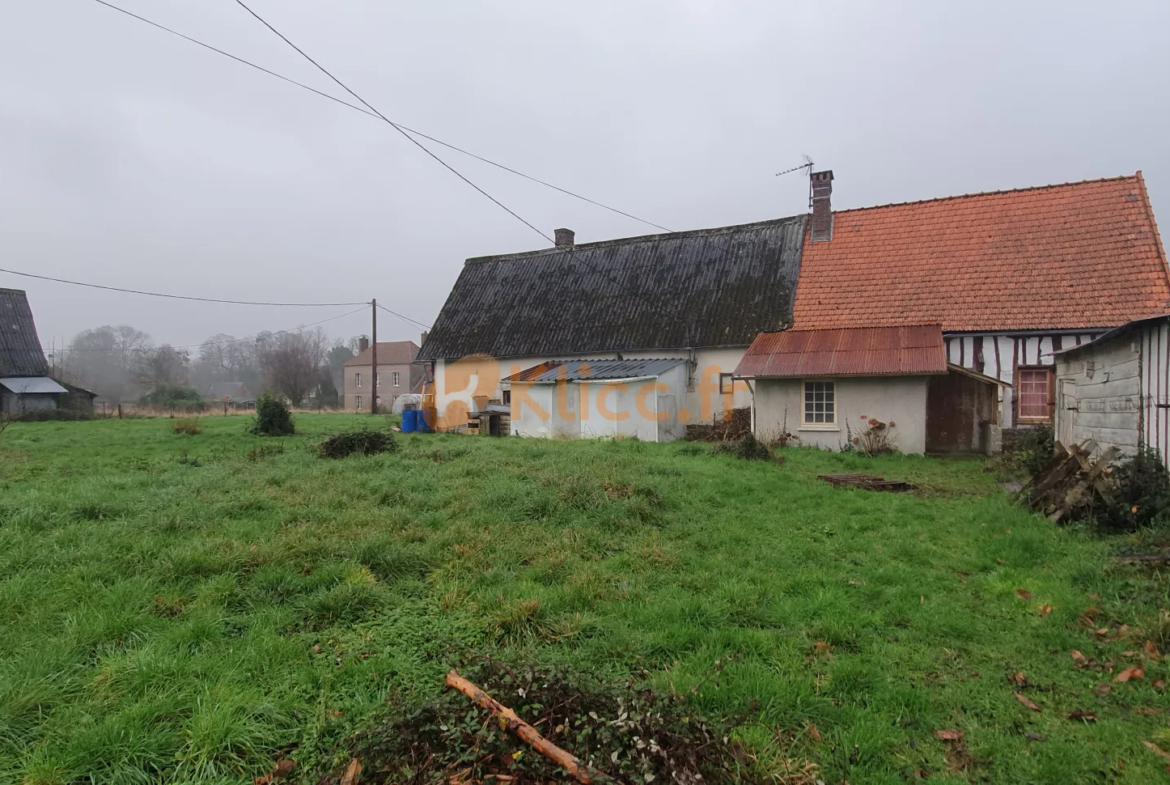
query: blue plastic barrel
[
  {"left": 401, "top": 409, "right": 417, "bottom": 433},
  {"left": 416, "top": 410, "right": 432, "bottom": 433}
]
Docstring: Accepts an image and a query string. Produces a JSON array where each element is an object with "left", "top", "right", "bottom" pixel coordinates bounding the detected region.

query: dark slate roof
[
  {"left": 417, "top": 215, "right": 807, "bottom": 361},
  {"left": 504, "top": 358, "right": 687, "bottom": 383},
  {"left": 0, "top": 288, "right": 49, "bottom": 378}
]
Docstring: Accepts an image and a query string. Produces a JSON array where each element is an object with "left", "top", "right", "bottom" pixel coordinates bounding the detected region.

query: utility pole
[{"left": 370, "top": 298, "right": 378, "bottom": 415}]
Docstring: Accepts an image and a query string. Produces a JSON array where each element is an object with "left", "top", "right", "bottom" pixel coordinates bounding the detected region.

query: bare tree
[
  {"left": 260, "top": 328, "right": 328, "bottom": 407},
  {"left": 134, "top": 345, "right": 190, "bottom": 389},
  {"left": 67, "top": 325, "right": 154, "bottom": 402}
]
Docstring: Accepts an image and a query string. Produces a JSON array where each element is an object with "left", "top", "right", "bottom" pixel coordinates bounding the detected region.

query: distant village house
[{"left": 343, "top": 338, "right": 425, "bottom": 412}]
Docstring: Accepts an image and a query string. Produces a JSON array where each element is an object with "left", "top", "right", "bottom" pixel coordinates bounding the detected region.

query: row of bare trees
[{"left": 55, "top": 325, "right": 362, "bottom": 407}]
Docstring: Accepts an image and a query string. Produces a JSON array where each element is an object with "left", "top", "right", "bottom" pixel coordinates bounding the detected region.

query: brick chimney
[
  {"left": 809, "top": 170, "right": 834, "bottom": 242},
  {"left": 359, "top": 336, "right": 369, "bottom": 353},
  {"left": 554, "top": 228, "right": 575, "bottom": 248}
]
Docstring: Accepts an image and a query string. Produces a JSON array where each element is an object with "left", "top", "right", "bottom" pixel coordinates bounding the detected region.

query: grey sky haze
[{"left": 2, "top": 0, "right": 1168, "bottom": 352}]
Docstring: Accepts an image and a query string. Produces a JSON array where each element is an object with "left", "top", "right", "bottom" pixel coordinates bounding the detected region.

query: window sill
[{"left": 798, "top": 425, "right": 840, "bottom": 433}]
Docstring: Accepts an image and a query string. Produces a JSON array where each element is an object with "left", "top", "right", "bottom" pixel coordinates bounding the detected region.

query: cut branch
[{"left": 444, "top": 670, "right": 596, "bottom": 784}]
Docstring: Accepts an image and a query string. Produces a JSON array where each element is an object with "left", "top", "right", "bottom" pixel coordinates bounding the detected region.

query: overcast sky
[{"left": 2, "top": 0, "right": 1168, "bottom": 354}]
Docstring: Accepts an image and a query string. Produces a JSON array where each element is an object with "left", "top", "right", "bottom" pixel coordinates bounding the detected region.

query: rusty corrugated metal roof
[
  {"left": 505, "top": 358, "right": 686, "bottom": 383},
  {"left": 418, "top": 216, "right": 806, "bottom": 362},
  {"left": 734, "top": 325, "right": 947, "bottom": 378}
]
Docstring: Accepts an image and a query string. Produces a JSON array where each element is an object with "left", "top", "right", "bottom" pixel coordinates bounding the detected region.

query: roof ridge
[
  {"left": 464, "top": 214, "right": 805, "bottom": 264},
  {"left": 834, "top": 173, "right": 1140, "bottom": 215}
]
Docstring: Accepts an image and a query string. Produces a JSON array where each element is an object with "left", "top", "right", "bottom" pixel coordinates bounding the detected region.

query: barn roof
[
  {"left": 417, "top": 215, "right": 807, "bottom": 361},
  {"left": 793, "top": 173, "right": 1170, "bottom": 332},
  {"left": 0, "top": 288, "right": 49, "bottom": 378},
  {"left": 734, "top": 325, "right": 947, "bottom": 378}
]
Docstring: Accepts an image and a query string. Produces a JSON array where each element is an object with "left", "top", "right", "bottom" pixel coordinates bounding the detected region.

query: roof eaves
[{"left": 1135, "top": 170, "right": 1170, "bottom": 297}]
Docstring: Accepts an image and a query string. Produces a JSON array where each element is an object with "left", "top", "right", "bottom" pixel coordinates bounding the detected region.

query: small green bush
[
  {"left": 248, "top": 393, "right": 294, "bottom": 437},
  {"left": 318, "top": 430, "right": 397, "bottom": 459},
  {"left": 172, "top": 418, "right": 201, "bottom": 435},
  {"left": 11, "top": 408, "right": 95, "bottom": 422}
]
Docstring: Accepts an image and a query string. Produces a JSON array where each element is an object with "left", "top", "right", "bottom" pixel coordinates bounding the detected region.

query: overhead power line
[
  {"left": 86, "top": 0, "right": 670, "bottom": 233},
  {"left": 0, "top": 266, "right": 367, "bottom": 307},
  {"left": 230, "top": 0, "right": 689, "bottom": 329},
  {"left": 376, "top": 302, "right": 431, "bottom": 331}
]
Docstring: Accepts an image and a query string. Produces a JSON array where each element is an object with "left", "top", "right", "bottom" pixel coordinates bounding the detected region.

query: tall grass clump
[{"left": 247, "top": 393, "right": 294, "bottom": 437}]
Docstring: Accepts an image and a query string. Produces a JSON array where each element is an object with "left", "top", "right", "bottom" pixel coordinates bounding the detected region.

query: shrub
[
  {"left": 1096, "top": 446, "right": 1170, "bottom": 531},
  {"left": 248, "top": 393, "right": 294, "bottom": 437},
  {"left": 710, "top": 433, "right": 773, "bottom": 461},
  {"left": 318, "top": 429, "right": 397, "bottom": 459},
  {"left": 1013, "top": 424, "right": 1056, "bottom": 477},
  {"left": 172, "top": 418, "right": 201, "bottom": 435},
  {"left": 852, "top": 415, "right": 897, "bottom": 456},
  {"left": 10, "top": 408, "right": 95, "bottom": 423}
]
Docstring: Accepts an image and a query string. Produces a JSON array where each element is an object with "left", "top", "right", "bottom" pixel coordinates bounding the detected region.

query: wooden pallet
[{"left": 817, "top": 473, "right": 917, "bottom": 492}]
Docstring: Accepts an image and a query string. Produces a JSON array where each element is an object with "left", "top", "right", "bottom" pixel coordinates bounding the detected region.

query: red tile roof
[
  {"left": 344, "top": 341, "right": 419, "bottom": 367},
  {"left": 793, "top": 173, "right": 1170, "bottom": 332},
  {"left": 734, "top": 324, "right": 946, "bottom": 378}
]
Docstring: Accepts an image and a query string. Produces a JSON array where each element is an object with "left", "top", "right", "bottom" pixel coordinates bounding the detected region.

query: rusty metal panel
[{"left": 734, "top": 325, "right": 947, "bottom": 378}]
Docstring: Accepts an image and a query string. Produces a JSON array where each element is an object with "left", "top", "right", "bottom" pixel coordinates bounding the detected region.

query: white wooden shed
[
  {"left": 1054, "top": 314, "right": 1170, "bottom": 465},
  {"left": 504, "top": 358, "right": 688, "bottom": 442}
]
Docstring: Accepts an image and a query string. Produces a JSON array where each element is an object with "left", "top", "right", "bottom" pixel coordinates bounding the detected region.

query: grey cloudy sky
[{"left": 2, "top": 0, "right": 1168, "bottom": 353}]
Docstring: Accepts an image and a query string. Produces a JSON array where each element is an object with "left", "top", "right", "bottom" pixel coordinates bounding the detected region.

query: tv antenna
[{"left": 775, "top": 154, "right": 814, "bottom": 178}]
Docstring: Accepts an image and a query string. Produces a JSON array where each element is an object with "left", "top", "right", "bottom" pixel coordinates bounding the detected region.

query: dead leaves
[
  {"left": 1016, "top": 588, "right": 1035, "bottom": 600},
  {"left": 1093, "top": 682, "right": 1112, "bottom": 697},
  {"left": 1068, "top": 710, "right": 1097, "bottom": 723},
  {"left": 933, "top": 729, "right": 964, "bottom": 741},
  {"left": 1114, "top": 666, "right": 1145, "bottom": 683},
  {"left": 1040, "top": 603, "right": 1053, "bottom": 616},
  {"left": 806, "top": 723, "right": 822, "bottom": 743},
  {"left": 1014, "top": 692, "right": 1042, "bottom": 712},
  {"left": 340, "top": 759, "right": 361, "bottom": 785},
  {"left": 253, "top": 760, "right": 296, "bottom": 785},
  {"left": 1071, "top": 650, "right": 1088, "bottom": 666},
  {"left": 1008, "top": 671, "right": 1028, "bottom": 687},
  {"left": 813, "top": 641, "right": 832, "bottom": 657},
  {"left": 1145, "top": 640, "right": 1163, "bottom": 662}
]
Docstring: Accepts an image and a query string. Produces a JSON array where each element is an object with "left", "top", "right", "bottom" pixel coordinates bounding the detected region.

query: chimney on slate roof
[
  {"left": 359, "top": 336, "right": 369, "bottom": 353},
  {"left": 554, "top": 228, "right": 575, "bottom": 248},
  {"left": 809, "top": 170, "right": 834, "bottom": 242}
]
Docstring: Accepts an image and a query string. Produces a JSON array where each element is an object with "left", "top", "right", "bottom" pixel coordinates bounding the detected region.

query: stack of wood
[{"left": 1024, "top": 440, "right": 1118, "bottom": 522}]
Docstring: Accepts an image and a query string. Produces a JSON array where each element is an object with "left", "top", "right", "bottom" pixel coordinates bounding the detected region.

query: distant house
[
  {"left": 0, "top": 288, "right": 95, "bottom": 416},
  {"left": 205, "top": 382, "right": 255, "bottom": 409},
  {"left": 343, "top": 338, "right": 424, "bottom": 412}
]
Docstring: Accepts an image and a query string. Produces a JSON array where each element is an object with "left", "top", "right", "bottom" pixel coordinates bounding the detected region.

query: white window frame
[
  {"left": 719, "top": 373, "right": 735, "bottom": 395},
  {"left": 393, "top": 371, "right": 401, "bottom": 387},
  {"left": 376, "top": 373, "right": 381, "bottom": 388},
  {"left": 355, "top": 372, "right": 362, "bottom": 389},
  {"left": 355, "top": 395, "right": 363, "bottom": 410},
  {"left": 802, "top": 379, "right": 837, "bottom": 428}
]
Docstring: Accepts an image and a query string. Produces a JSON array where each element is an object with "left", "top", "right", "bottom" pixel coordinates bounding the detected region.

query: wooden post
[{"left": 371, "top": 298, "right": 378, "bottom": 415}]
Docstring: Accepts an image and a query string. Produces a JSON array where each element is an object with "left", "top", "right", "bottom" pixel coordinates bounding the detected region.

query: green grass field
[{"left": 1, "top": 414, "right": 1167, "bottom": 784}]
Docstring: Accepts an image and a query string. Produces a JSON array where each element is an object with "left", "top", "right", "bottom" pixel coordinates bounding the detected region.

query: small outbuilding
[
  {"left": 504, "top": 358, "right": 688, "bottom": 442},
  {"left": 0, "top": 288, "right": 93, "bottom": 416},
  {"left": 1053, "top": 313, "right": 1170, "bottom": 467},
  {"left": 735, "top": 325, "right": 1006, "bottom": 455}
]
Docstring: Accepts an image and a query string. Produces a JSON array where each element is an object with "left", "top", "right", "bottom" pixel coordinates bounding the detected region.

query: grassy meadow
[{"left": 0, "top": 414, "right": 1167, "bottom": 784}]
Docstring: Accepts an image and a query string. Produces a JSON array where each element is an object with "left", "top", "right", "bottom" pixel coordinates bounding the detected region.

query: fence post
[{"left": 118, "top": 404, "right": 122, "bottom": 419}]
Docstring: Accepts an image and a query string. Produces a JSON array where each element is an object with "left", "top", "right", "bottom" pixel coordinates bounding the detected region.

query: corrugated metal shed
[
  {"left": 0, "top": 289, "right": 49, "bottom": 378},
  {"left": 734, "top": 325, "right": 947, "bottom": 378},
  {"left": 505, "top": 358, "right": 687, "bottom": 383},
  {"left": 0, "top": 377, "right": 68, "bottom": 394},
  {"left": 418, "top": 216, "right": 807, "bottom": 361}
]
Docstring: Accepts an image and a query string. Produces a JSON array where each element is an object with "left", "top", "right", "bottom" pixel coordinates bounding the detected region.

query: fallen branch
[{"left": 444, "top": 670, "right": 596, "bottom": 784}]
